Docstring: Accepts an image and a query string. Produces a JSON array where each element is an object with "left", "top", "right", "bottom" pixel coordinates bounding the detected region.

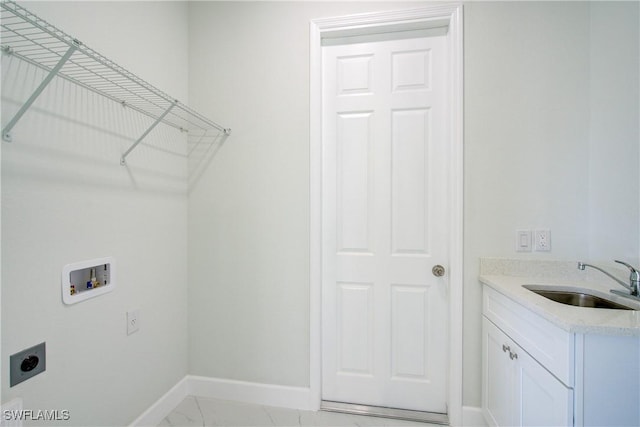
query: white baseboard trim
[
  {"left": 132, "top": 375, "right": 478, "bottom": 427},
  {"left": 188, "top": 375, "right": 314, "bottom": 411},
  {"left": 130, "top": 375, "right": 314, "bottom": 426},
  {"left": 129, "top": 377, "right": 189, "bottom": 427},
  {"left": 461, "top": 406, "right": 487, "bottom": 427}
]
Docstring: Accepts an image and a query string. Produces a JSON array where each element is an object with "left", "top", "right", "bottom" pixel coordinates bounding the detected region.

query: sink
[{"left": 523, "top": 285, "right": 637, "bottom": 310}]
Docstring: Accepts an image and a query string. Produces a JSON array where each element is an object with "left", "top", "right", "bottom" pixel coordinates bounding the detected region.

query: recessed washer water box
[{"left": 62, "top": 256, "right": 115, "bottom": 305}]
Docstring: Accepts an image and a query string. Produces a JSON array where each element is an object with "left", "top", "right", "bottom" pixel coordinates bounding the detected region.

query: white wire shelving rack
[{"left": 0, "top": 0, "right": 230, "bottom": 166}]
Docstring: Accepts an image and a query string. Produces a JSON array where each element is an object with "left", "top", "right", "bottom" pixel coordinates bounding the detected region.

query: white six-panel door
[{"left": 321, "top": 35, "right": 449, "bottom": 413}]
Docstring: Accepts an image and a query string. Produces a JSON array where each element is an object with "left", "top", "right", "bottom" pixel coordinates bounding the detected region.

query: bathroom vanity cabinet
[{"left": 482, "top": 284, "right": 640, "bottom": 427}]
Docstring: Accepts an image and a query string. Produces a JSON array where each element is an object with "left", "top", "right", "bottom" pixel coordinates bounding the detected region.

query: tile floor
[{"left": 159, "top": 397, "right": 443, "bottom": 427}]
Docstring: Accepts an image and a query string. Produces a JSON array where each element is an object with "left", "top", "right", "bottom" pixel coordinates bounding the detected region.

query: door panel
[
  {"left": 337, "top": 54, "right": 374, "bottom": 95},
  {"left": 322, "top": 35, "right": 448, "bottom": 413},
  {"left": 392, "top": 48, "right": 432, "bottom": 92},
  {"left": 336, "top": 282, "right": 374, "bottom": 375},
  {"left": 391, "top": 108, "right": 430, "bottom": 255},
  {"left": 336, "top": 112, "right": 373, "bottom": 254},
  {"left": 391, "top": 285, "right": 429, "bottom": 380}
]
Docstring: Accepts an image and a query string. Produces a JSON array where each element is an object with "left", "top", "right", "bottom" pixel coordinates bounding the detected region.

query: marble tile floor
[{"left": 159, "top": 397, "right": 444, "bottom": 427}]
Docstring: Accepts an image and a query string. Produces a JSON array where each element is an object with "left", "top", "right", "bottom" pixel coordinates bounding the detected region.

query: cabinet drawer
[{"left": 483, "top": 285, "right": 574, "bottom": 386}]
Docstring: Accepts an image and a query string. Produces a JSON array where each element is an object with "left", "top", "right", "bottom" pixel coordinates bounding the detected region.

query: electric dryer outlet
[{"left": 10, "top": 342, "right": 46, "bottom": 387}]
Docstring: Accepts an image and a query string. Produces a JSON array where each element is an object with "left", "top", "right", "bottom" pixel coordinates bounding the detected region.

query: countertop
[{"left": 479, "top": 259, "right": 640, "bottom": 337}]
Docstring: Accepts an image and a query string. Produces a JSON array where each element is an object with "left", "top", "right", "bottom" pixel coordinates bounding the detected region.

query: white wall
[
  {"left": 1, "top": 2, "right": 189, "bottom": 425},
  {"left": 188, "top": 0, "right": 639, "bottom": 412},
  {"left": 588, "top": 2, "right": 640, "bottom": 263}
]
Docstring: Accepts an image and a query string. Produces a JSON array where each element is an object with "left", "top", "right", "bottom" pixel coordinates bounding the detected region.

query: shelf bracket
[
  {"left": 2, "top": 43, "right": 78, "bottom": 142},
  {"left": 120, "top": 100, "right": 178, "bottom": 166}
]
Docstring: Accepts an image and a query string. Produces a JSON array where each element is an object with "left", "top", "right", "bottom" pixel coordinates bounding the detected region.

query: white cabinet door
[
  {"left": 483, "top": 317, "right": 573, "bottom": 427},
  {"left": 518, "top": 343, "right": 574, "bottom": 426},
  {"left": 483, "top": 317, "right": 517, "bottom": 427}
]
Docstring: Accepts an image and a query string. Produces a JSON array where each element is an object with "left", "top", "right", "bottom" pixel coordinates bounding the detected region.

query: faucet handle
[
  {"left": 614, "top": 260, "right": 639, "bottom": 274},
  {"left": 615, "top": 261, "right": 640, "bottom": 296}
]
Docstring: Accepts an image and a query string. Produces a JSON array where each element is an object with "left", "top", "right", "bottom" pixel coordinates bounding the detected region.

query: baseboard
[
  {"left": 187, "top": 375, "right": 314, "bottom": 411},
  {"left": 129, "top": 377, "right": 189, "bottom": 427},
  {"left": 461, "top": 406, "right": 487, "bottom": 427},
  {"left": 130, "top": 375, "right": 314, "bottom": 426},
  {"left": 131, "top": 375, "right": 475, "bottom": 427}
]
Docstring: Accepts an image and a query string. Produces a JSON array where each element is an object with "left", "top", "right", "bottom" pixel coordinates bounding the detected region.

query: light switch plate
[
  {"left": 515, "top": 229, "right": 532, "bottom": 252},
  {"left": 10, "top": 342, "right": 46, "bottom": 387}
]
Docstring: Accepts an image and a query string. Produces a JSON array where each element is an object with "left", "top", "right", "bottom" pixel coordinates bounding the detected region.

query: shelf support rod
[
  {"left": 120, "top": 100, "right": 177, "bottom": 166},
  {"left": 2, "top": 43, "right": 78, "bottom": 142}
]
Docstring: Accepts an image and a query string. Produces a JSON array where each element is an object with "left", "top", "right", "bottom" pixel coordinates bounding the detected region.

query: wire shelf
[{"left": 0, "top": 0, "right": 230, "bottom": 164}]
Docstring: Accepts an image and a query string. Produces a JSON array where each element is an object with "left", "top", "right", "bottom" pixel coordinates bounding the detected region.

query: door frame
[{"left": 309, "top": 3, "right": 464, "bottom": 425}]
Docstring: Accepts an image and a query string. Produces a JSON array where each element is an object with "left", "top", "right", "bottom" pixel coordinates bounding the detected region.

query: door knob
[{"left": 432, "top": 265, "right": 445, "bottom": 277}]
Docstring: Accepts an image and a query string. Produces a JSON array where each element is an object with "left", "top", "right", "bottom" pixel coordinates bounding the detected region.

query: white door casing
[
  {"left": 310, "top": 4, "right": 463, "bottom": 424},
  {"left": 321, "top": 35, "right": 448, "bottom": 413}
]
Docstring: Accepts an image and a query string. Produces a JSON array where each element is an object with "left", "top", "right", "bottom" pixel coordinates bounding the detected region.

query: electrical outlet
[
  {"left": 515, "top": 229, "right": 532, "bottom": 252},
  {"left": 10, "top": 342, "right": 46, "bottom": 387},
  {"left": 534, "top": 229, "right": 551, "bottom": 252},
  {"left": 127, "top": 309, "right": 140, "bottom": 335}
]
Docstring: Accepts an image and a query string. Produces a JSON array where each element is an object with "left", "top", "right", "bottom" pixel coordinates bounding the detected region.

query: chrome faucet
[{"left": 578, "top": 260, "right": 640, "bottom": 301}]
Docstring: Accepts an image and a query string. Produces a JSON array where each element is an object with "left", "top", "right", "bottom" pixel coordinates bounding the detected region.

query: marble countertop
[{"left": 479, "top": 258, "right": 640, "bottom": 337}]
